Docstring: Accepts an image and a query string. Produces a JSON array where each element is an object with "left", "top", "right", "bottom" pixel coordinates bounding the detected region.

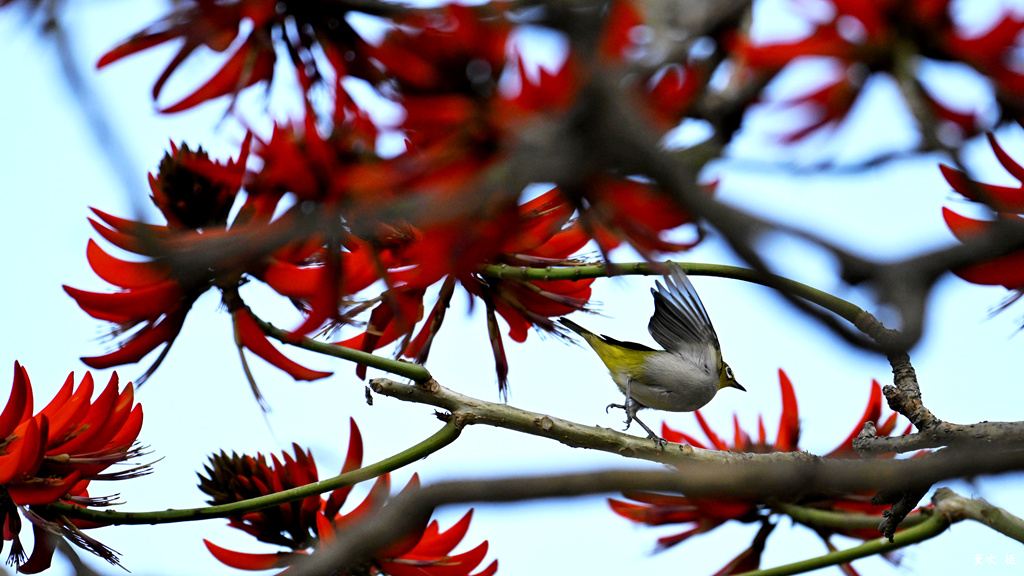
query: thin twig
[{"left": 44, "top": 420, "right": 459, "bottom": 525}]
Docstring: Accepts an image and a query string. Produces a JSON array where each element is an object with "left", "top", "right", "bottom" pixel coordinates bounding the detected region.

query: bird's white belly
[{"left": 611, "top": 353, "right": 718, "bottom": 412}]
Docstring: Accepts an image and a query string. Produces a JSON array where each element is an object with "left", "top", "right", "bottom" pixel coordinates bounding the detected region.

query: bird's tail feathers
[{"left": 558, "top": 317, "right": 592, "bottom": 337}]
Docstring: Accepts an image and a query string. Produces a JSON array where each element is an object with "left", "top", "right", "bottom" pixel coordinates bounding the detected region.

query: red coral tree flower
[
  {"left": 609, "top": 369, "right": 916, "bottom": 575},
  {"left": 0, "top": 362, "right": 148, "bottom": 572},
  {"left": 941, "top": 130, "right": 1024, "bottom": 299},
  {"left": 323, "top": 187, "right": 596, "bottom": 395},
  {"left": 199, "top": 419, "right": 497, "bottom": 576},
  {"left": 726, "top": 0, "right": 1001, "bottom": 142},
  {"left": 96, "top": 0, "right": 382, "bottom": 113},
  {"left": 63, "top": 137, "right": 331, "bottom": 388}
]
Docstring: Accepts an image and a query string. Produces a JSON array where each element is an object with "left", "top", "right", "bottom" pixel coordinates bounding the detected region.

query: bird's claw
[
  {"left": 606, "top": 402, "right": 667, "bottom": 449},
  {"left": 648, "top": 434, "right": 668, "bottom": 449},
  {"left": 605, "top": 402, "right": 634, "bottom": 429},
  {"left": 633, "top": 417, "right": 667, "bottom": 449}
]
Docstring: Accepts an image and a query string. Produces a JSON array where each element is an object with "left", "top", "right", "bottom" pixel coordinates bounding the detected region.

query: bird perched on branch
[{"left": 559, "top": 263, "right": 744, "bottom": 444}]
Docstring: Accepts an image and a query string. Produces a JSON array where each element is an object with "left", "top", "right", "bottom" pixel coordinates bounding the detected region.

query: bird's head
[{"left": 717, "top": 362, "right": 745, "bottom": 392}]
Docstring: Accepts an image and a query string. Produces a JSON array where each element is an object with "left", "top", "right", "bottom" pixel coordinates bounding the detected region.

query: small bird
[{"left": 559, "top": 263, "right": 744, "bottom": 443}]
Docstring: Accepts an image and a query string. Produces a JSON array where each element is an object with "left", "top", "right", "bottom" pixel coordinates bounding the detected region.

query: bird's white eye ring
[{"left": 725, "top": 366, "right": 733, "bottom": 379}]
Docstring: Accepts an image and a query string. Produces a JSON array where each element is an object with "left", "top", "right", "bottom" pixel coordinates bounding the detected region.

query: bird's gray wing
[{"left": 647, "top": 263, "right": 720, "bottom": 353}]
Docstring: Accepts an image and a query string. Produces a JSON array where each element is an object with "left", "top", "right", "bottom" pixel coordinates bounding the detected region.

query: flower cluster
[
  {"left": 729, "top": 0, "right": 1022, "bottom": 142},
  {"left": 609, "top": 369, "right": 918, "bottom": 575},
  {"left": 941, "top": 128, "right": 1024, "bottom": 304},
  {"left": 199, "top": 419, "right": 497, "bottom": 576},
  {"left": 62, "top": 136, "right": 336, "bottom": 401},
  {"left": 0, "top": 362, "right": 148, "bottom": 572},
  {"left": 63, "top": 0, "right": 730, "bottom": 395}
]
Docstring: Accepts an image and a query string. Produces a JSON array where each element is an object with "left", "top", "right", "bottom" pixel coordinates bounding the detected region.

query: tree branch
[
  {"left": 253, "top": 312, "right": 432, "bottom": 384},
  {"left": 44, "top": 420, "right": 460, "bottom": 525},
  {"left": 288, "top": 447, "right": 1024, "bottom": 576}
]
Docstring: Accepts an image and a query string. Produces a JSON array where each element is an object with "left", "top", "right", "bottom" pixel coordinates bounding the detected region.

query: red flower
[
  {"left": 364, "top": 4, "right": 510, "bottom": 142},
  {"left": 328, "top": 187, "right": 594, "bottom": 395},
  {"left": 96, "top": 0, "right": 379, "bottom": 113},
  {"left": 97, "top": 0, "right": 278, "bottom": 113},
  {"left": 726, "top": 0, "right": 1002, "bottom": 142},
  {"left": 597, "top": 0, "right": 706, "bottom": 128},
  {"left": 200, "top": 419, "right": 497, "bottom": 576},
  {"left": 85, "top": 1, "right": 718, "bottom": 395},
  {"left": 579, "top": 177, "right": 706, "bottom": 257},
  {"left": 710, "top": 522, "right": 775, "bottom": 576},
  {"left": 609, "top": 369, "right": 915, "bottom": 574},
  {"left": 941, "top": 130, "right": 1024, "bottom": 292},
  {"left": 64, "top": 137, "right": 330, "bottom": 387},
  {"left": 0, "top": 362, "right": 147, "bottom": 572}
]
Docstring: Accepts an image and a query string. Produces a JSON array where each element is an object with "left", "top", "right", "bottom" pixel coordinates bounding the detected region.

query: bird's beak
[{"left": 732, "top": 382, "right": 746, "bottom": 392}]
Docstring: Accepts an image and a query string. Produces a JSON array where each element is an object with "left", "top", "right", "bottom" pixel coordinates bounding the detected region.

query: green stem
[
  {"left": 933, "top": 487, "right": 1024, "bottom": 543},
  {"left": 43, "top": 420, "right": 460, "bottom": 525},
  {"left": 252, "top": 313, "right": 432, "bottom": 384},
  {"left": 774, "top": 503, "right": 928, "bottom": 531},
  {"left": 735, "top": 509, "right": 948, "bottom": 576},
  {"left": 481, "top": 262, "right": 865, "bottom": 323}
]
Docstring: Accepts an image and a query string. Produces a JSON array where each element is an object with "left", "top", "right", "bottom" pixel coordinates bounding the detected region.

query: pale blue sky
[{"left": 2, "top": 1, "right": 1024, "bottom": 575}]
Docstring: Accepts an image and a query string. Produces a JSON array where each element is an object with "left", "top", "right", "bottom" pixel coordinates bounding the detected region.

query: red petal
[
  {"left": 204, "top": 540, "right": 295, "bottom": 570},
  {"left": 989, "top": 132, "right": 1024, "bottom": 183},
  {"left": 262, "top": 260, "right": 325, "bottom": 300},
  {"left": 942, "top": 206, "right": 990, "bottom": 240},
  {"left": 80, "top": 310, "right": 187, "bottom": 369},
  {"left": 380, "top": 541, "right": 490, "bottom": 576},
  {"left": 316, "top": 511, "right": 336, "bottom": 544},
  {"left": 234, "top": 309, "right": 332, "bottom": 381},
  {"left": 525, "top": 225, "right": 590, "bottom": 259},
  {"left": 0, "top": 417, "right": 42, "bottom": 483},
  {"left": 954, "top": 251, "right": 1024, "bottom": 288},
  {"left": 41, "top": 372, "right": 94, "bottom": 449},
  {"left": 694, "top": 411, "right": 729, "bottom": 451},
  {"left": 608, "top": 498, "right": 702, "bottom": 525},
  {"left": 160, "top": 33, "right": 275, "bottom": 114},
  {"left": 502, "top": 188, "right": 574, "bottom": 254},
  {"left": 0, "top": 361, "right": 32, "bottom": 439},
  {"left": 104, "top": 404, "right": 144, "bottom": 454},
  {"left": 654, "top": 526, "right": 704, "bottom": 551},
  {"left": 599, "top": 0, "right": 643, "bottom": 61},
  {"left": 9, "top": 470, "right": 82, "bottom": 506},
  {"left": 48, "top": 373, "right": 120, "bottom": 455},
  {"left": 97, "top": 29, "right": 181, "bottom": 69},
  {"left": 17, "top": 524, "right": 57, "bottom": 574},
  {"left": 826, "top": 380, "right": 882, "bottom": 458},
  {"left": 774, "top": 369, "right": 800, "bottom": 451},
  {"left": 335, "top": 474, "right": 391, "bottom": 529},
  {"left": 939, "top": 164, "right": 1024, "bottom": 211},
  {"left": 877, "top": 412, "right": 899, "bottom": 437},
  {"left": 325, "top": 418, "right": 364, "bottom": 518},
  {"left": 86, "top": 239, "right": 171, "bottom": 289},
  {"left": 89, "top": 208, "right": 170, "bottom": 255},
  {"left": 64, "top": 281, "right": 184, "bottom": 321},
  {"left": 492, "top": 300, "right": 530, "bottom": 343},
  {"left": 710, "top": 526, "right": 770, "bottom": 576},
  {"left": 473, "top": 560, "right": 498, "bottom": 576},
  {"left": 660, "top": 422, "right": 707, "bottom": 448},
  {"left": 405, "top": 510, "right": 473, "bottom": 557}
]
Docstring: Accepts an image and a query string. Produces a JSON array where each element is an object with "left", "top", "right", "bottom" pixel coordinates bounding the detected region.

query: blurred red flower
[
  {"left": 609, "top": 369, "right": 916, "bottom": 574},
  {"left": 941, "top": 130, "right": 1024, "bottom": 295},
  {"left": 80, "top": 0, "right": 718, "bottom": 395},
  {"left": 63, "top": 137, "right": 331, "bottom": 388},
  {"left": 96, "top": 0, "right": 382, "bottom": 113},
  {"left": 726, "top": 0, "right": 1011, "bottom": 142},
  {"left": 200, "top": 419, "right": 497, "bottom": 576},
  {"left": 0, "top": 362, "right": 147, "bottom": 572},
  {"left": 329, "top": 187, "right": 595, "bottom": 395}
]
